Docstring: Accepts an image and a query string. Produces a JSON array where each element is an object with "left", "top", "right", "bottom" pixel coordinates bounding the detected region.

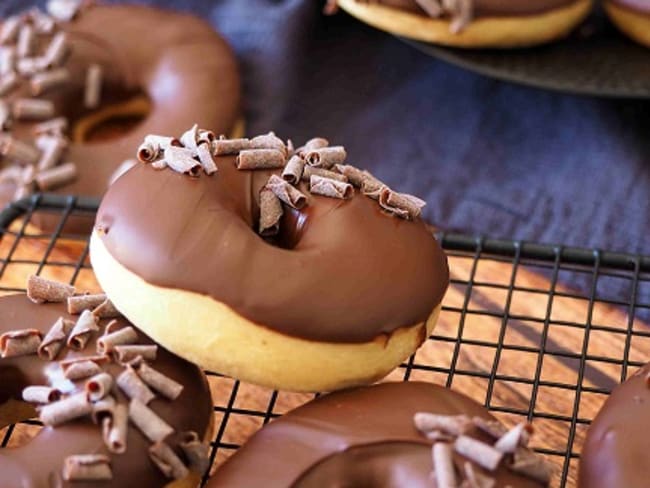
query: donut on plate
[
  {"left": 90, "top": 127, "right": 449, "bottom": 392},
  {"left": 579, "top": 362, "right": 650, "bottom": 487},
  {"left": 0, "top": 276, "right": 213, "bottom": 487},
  {"left": 0, "top": 2, "right": 240, "bottom": 230},
  {"left": 604, "top": 0, "right": 650, "bottom": 48},
  {"left": 209, "top": 381, "right": 552, "bottom": 487},
  {"left": 328, "top": 0, "right": 593, "bottom": 48}
]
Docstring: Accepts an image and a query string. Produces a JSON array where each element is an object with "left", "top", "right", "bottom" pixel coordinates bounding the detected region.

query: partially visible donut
[
  {"left": 209, "top": 382, "right": 552, "bottom": 487},
  {"left": 90, "top": 128, "right": 449, "bottom": 392},
  {"left": 0, "top": 277, "right": 213, "bottom": 487},
  {"left": 0, "top": 2, "right": 240, "bottom": 230},
  {"left": 331, "top": 0, "right": 593, "bottom": 48},
  {"left": 604, "top": 0, "right": 650, "bottom": 48}
]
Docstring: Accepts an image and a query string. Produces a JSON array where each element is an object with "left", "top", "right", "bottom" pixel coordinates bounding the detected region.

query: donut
[
  {"left": 89, "top": 128, "right": 449, "bottom": 392},
  {"left": 209, "top": 381, "right": 552, "bottom": 486},
  {"left": 329, "top": 0, "right": 593, "bottom": 48},
  {"left": 0, "top": 2, "right": 240, "bottom": 230},
  {"left": 0, "top": 276, "right": 213, "bottom": 487},
  {"left": 604, "top": 0, "right": 650, "bottom": 48},
  {"left": 578, "top": 362, "right": 650, "bottom": 487}
]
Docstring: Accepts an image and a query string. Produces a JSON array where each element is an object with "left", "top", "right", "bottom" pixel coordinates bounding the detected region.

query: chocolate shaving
[
  {"left": 180, "top": 431, "right": 210, "bottom": 474},
  {"left": 0, "top": 71, "right": 18, "bottom": 96},
  {"left": 334, "top": 164, "right": 372, "bottom": 188},
  {"left": 414, "top": 413, "right": 472, "bottom": 436},
  {"left": 128, "top": 398, "right": 174, "bottom": 443},
  {"left": 212, "top": 137, "right": 250, "bottom": 155},
  {"left": 117, "top": 365, "right": 156, "bottom": 404},
  {"left": 494, "top": 423, "right": 531, "bottom": 453},
  {"left": 0, "top": 16, "right": 21, "bottom": 45},
  {"left": 151, "top": 160, "right": 167, "bottom": 170},
  {"left": 179, "top": 124, "right": 199, "bottom": 150},
  {"left": 361, "top": 173, "right": 387, "bottom": 200},
  {"left": 91, "top": 395, "right": 116, "bottom": 423},
  {"left": 149, "top": 441, "right": 190, "bottom": 480},
  {"left": 135, "top": 361, "right": 184, "bottom": 400},
  {"left": 113, "top": 344, "right": 157, "bottom": 363},
  {"left": 305, "top": 146, "right": 346, "bottom": 169},
  {"left": 67, "top": 293, "right": 107, "bottom": 314},
  {"left": 509, "top": 447, "right": 552, "bottom": 484},
  {"left": 265, "top": 174, "right": 307, "bottom": 209},
  {"left": 144, "top": 134, "right": 180, "bottom": 151},
  {"left": 33, "top": 116, "right": 68, "bottom": 136},
  {"left": 378, "top": 187, "right": 424, "bottom": 220},
  {"left": 286, "top": 138, "right": 295, "bottom": 157},
  {"left": 281, "top": 154, "right": 305, "bottom": 185},
  {"left": 13, "top": 98, "right": 55, "bottom": 120},
  {"left": 309, "top": 174, "right": 353, "bottom": 199},
  {"left": 236, "top": 148, "right": 285, "bottom": 170},
  {"left": 85, "top": 372, "right": 113, "bottom": 402},
  {"left": 302, "top": 137, "right": 329, "bottom": 153},
  {"left": 450, "top": 0, "right": 473, "bottom": 34},
  {"left": 17, "top": 24, "right": 35, "bottom": 59},
  {"left": 44, "top": 31, "right": 68, "bottom": 67},
  {"left": 0, "top": 328, "right": 41, "bottom": 357},
  {"left": 258, "top": 188, "right": 283, "bottom": 237},
  {"left": 97, "top": 325, "right": 138, "bottom": 355},
  {"left": 38, "top": 316, "right": 74, "bottom": 360},
  {"left": 415, "top": 0, "right": 444, "bottom": 16},
  {"left": 198, "top": 129, "right": 215, "bottom": 145},
  {"left": 250, "top": 132, "right": 287, "bottom": 156},
  {"left": 471, "top": 417, "right": 507, "bottom": 439},
  {"left": 433, "top": 442, "right": 458, "bottom": 488},
  {"left": 196, "top": 142, "right": 217, "bottom": 175},
  {"left": 30, "top": 68, "right": 69, "bottom": 95},
  {"left": 137, "top": 140, "right": 159, "bottom": 163},
  {"left": 463, "top": 461, "right": 495, "bottom": 488},
  {"left": 164, "top": 145, "right": 201, "bottom": 176},
  {"left": 28, "top": 8, "right": 55, "bottom": 35},
  {"left": 302, "top": 166, "right": 348, "bottom": 183},
  {"left": 35, "top": 161, "right": 77, "bottom": 190},
  {"left": 61, "top": 356, "right": 107, "bottom": 380},
  {"left": 62, "top": 454, "right": 112, "bottom": 481},
  {"left": 84, "top": 63, "right": 102, "bottom": 109},
  {"left": 67, "top": 309, "right": 99, "bottom": 350},
  {"left": 454, "top": 435, "right": 503, "bottom": 472},
  {"left": 92, "top": 297, "right": 121, "bottom": 319},
  {"left": 40, "top": 392, "right": 92, "bottom": 426},
  {"left": 1, "top": 136, "right": 40, "bottom": 165},
  {"left": 36, "top": 134, "right": 67, "bottom": 171},
  {"left": 102, "top": 402, "right": 128, "bottom": 454},
  {"left": 22, "top": 385, "right": 61, "bottom": 403},
  {"left": 0, "top": 47, "right": 16, "bottom": 76}
]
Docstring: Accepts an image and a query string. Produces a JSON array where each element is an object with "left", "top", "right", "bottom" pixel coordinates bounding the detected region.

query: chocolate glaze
[
  {"left": 578, "top": 363, "right": 650, "bottom": 488},
  {"left": 370, "top": 0, "right": 579, "bottom": 17},
  {"left": 209, "top": 382, "right": 545, "bottom": 487},
  {"left": 610, "top": 0, "right": 650, "bottom": 14},
  {"left": 95, "top": 154, "right": 449, "bottom": 343},
  {"left": 0, "top": 3, "right": 240, "bottom": 208},
  {"left": 0, "top": 294, "right": 212, "bottom": 488}
]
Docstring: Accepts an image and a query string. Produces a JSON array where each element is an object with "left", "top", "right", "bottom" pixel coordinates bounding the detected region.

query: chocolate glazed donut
[
  {"left": 0, "top": 3, "right": 240, "bottom": 231},
  {"left": 0, "top": 293, "right": 213, "bottom": 488}
]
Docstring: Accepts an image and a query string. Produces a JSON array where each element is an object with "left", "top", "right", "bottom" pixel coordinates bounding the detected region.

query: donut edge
[
  {"left": 604, "top": 1, "right": 650, "bottom": 48},
  {"left": 336, "top": 0, "right": 593, "bottom": 48},
  {"left": 89, "top": 231, "right": 441, "bottom": 393}
]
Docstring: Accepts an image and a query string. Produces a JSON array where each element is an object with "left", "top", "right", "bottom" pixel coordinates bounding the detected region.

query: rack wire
[{"left": 1, "top": 194, "right": 649, "bottom": 487}]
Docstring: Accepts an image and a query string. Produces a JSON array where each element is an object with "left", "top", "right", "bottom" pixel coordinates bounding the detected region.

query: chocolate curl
[
  {"left": 34, "top": 161, "right": 77, "bottom": 190},
  {"left": 33, "top": 116, "right": 68, "bottom": 136},
  {"left": 463, "top": 461, "right": 495, "bottom": 488},
  {"left": 415, "top": 0, "right": 444, "bottom": 17},
  {"left": 109, "top": 159, "right": 137, "bottom": 185},
  {"left": 30, "top": 68, "right": 69, "bottom": 95},
  {"left": 91, "top": 395, "right": 116, "bottom": 423},
  {"left": 40, "top": 392, "right": 92, "bottom": 426},
  {"left": 0, "top": 16, "right": 21, "bottom": 45},
  {"left": 302, "top": 166, "right": 348, "bottom": 183},
  {"left": 102, "top": 403, "right": 128, "bottom": 454},
  {"left": 114, "top": 344, "right": 157, "bottom": 363},
  {"left": 454, "top": 435, "right": 503, "bottom": 472},
  {"left": 258, "top": 188, "right": 283, "bottom": 237},
  {"left": 471, "top": 417, "right": 507, "bottom": 439},
  {"left": 180, "top": 431, "right": 210, "bottom": 474},
  {"left": 179, "top": 124, "right": 199, "bottom": 150},
  {"left": 47, "top": 0, "right": 83, "bottom": 22},
  {"left": 414, "top": 413, "right": 472, "bottom": 437},
  {"left": 265, "top": 174, "right": 307, "bottom": 209},
  {"left": 236, "top": 149, "right": 285, "bottom": 170},
  {"left": 212, "top": 137, "right": 250, "bottom": 155},
  {"left": 128, "top": 398, "right": 174, "bottom": 443},
  {"left": 35, "top": 134, "right": 67, "bottom": 171},
  {"left": 149, "top": 441, "right": 190, "bottom": 480},
  {"left": 305, "top": 146, "right": 346, "bottom": 169},
  {"left": 67, "top": 293, "right": 107, "bottom": 314},
  {"left": 22, "top": 385, "right": 61, "bottom": 403},
  {"left": 286, "top": 139, "right": 295, "bottom": 157},
  {"left": 67, "top": 309, "right": 99, "bottom": 350},
  {"left": 28, "top": 8, "right": 56, "bottom": 34},
  {"left": 117, "top": 366, "right": 156, "bottom": 404},
  {"left": 303, "top": 137, "right": 329, "bottom": 152},
  {"left": 494, "top": 423, "right": 531, "bottom": 453},
  {"left": 92, "top": 297, "right": 121, "bottom": 319},
  {"left": 309, "top": 175, "right": 353, "bottom": 200},
  {"left": 0, "top": 329, "right": 42, "bottom": 358},
  {"left": 97, "top": 325, "right": 138, "bottom": 355},
  {"left": 144, "top": 134, "right": 180, "bottom": 150},
  {"left": 432, "top": 442, "right": 457, "bottom": 488},
  {"left": 62, "top": 454, "right": 112, "bottom": 481},
  {"left": 38, "top": 316, "right": 74, "bottom": 360},
  {"left": 137, "top": 140, "right": 159, "bottom": 163},
  {"left": 450, "top": 0, "right": 473, "bottom": 34},
  {"left": 85, "top": 372, "right": 113, "bottom": 402},
  {"left": 164, "top": 146, "right": 201, "bottom": 176},
  {"left": 509, "top": 448, "right": 552, "bottom": 484},
  {"left": 196, "top": 142, "right": 217, "bottom": 175},
  {"left": 17, "top": 24, "right": 35, "bottom": 59},
  {"left": 1, "top": 136, "right": 40, "bottom": 165},
  {"left": 13, "top": 98, "right": 55, "bottom": 120},
  {"left": 281, "top": 154, "right": 305, "bottom": 185},
  {"left": 44, "top": 31, "right": 68, "bottom": 67},
  {"left": 250, "top": 132, "right": 287, "bottom": 156},
  {"left": 378, "top": 188, "right": 425, "bottom": 220},
  {"left": 0, "top": 47, "right": 16, "bottom": 76},
  {"left": 198, "top": 129, "right": 215, "bottom": 145},
  {"left": 135, "top": 362, "right": 184, "bottom": 400},
  {"left": 84, "top": 63, "right": 102, "bottom": 109},
  {"left": 152, "top": 160, "right": 167, "bottom": 170},
  {"left": 61, "top": 356, "right": 107, "bottom": 380},
  {"left": 0, "top": 70, "right": 19, "bottom": 96},
  {"left": 17, "top": 56, "right": 48, "bottom": 76}
]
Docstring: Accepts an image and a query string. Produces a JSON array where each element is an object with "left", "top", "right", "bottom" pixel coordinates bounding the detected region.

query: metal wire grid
[{"left": 1, "top": 195, "right": 649, "bottom": 487}]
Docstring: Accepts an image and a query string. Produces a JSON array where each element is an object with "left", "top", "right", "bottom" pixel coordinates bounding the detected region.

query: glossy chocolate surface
[
  {"left": 96, "top": 156, "right": 449, "bottom": 343},
  {"left": 0, "top": 294, "right": 212, "bottom": 488}
]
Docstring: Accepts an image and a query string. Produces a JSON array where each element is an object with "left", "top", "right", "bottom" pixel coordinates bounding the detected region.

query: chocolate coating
[
  {"left": 209, "top": 382, "right": 544, "bottom": 487},
  {"left": 0, "top": 294, "right": 212, "bottom": 488},
  {"left": 371, "top": 0, "right": 578, "bottom": 16},
  {"left": 0, "top": 3, "right": 240, "bottom": 206},
  {"left": 579, "top": 363, "right": 650, "bottom": 488},
  {"left": 610, "top": 0, "right": 650, "bottom": 14},
  {"left": 95, "top": 155, "right": 449, "bottom": 343}
]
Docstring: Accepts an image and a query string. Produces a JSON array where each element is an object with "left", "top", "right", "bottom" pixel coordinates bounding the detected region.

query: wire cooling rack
[{"left": 1, "top": 195, "right": 650, "bottom": 488}]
